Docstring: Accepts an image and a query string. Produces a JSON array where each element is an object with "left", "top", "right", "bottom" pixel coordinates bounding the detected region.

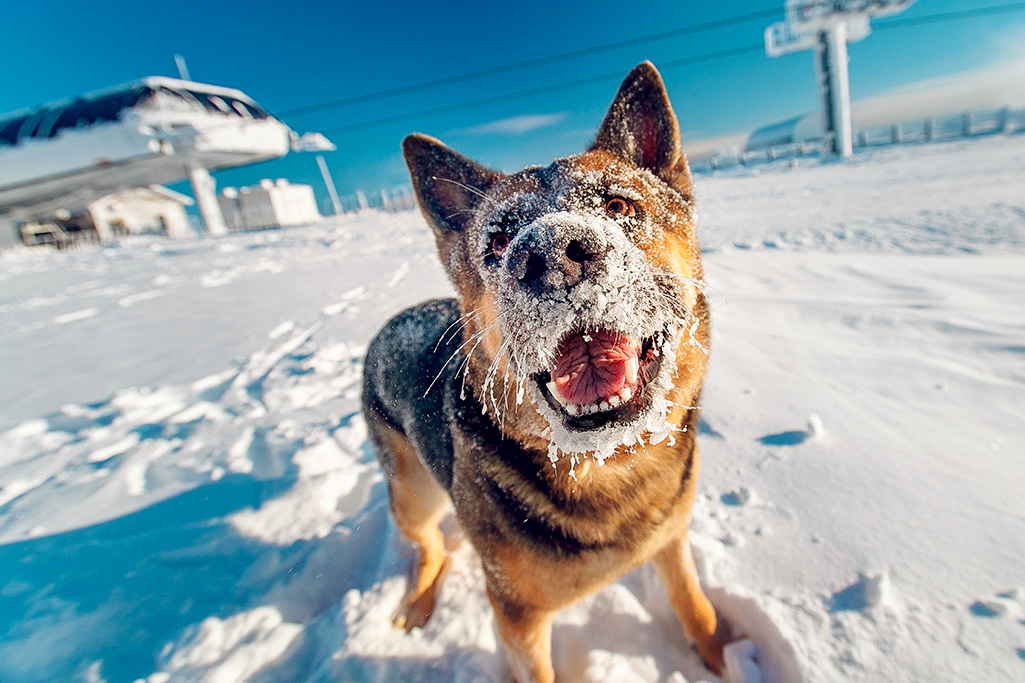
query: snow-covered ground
[{"left": 1, "top": 133, "right": 1023, "bottom": 683}]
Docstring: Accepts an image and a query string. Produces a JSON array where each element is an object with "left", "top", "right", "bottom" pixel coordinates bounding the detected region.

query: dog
[{"left": 362, "top": 61, "right": 722, "bottom": 682}]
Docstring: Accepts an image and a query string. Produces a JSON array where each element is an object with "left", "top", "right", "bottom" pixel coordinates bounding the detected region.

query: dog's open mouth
[{"left": 537, "top": 329, "right": 665, "bottom": 430}]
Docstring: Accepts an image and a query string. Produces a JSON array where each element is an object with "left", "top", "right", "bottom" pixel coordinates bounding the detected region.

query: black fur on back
[{"left": 362, "top": 298, "right": 463, "bottom": 490}]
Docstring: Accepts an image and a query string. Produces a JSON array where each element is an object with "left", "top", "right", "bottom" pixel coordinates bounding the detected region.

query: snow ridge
[{"left": 1, "top": 134, "right": 1024, "bottom": 682}]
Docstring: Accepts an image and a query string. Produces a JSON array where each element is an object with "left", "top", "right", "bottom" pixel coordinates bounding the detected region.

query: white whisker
[
  {"left": 424, "top": 316, "right": 504, "bottom": 398},
  {"left": 433, "top": 176, "right": 499, "bottom": 208}
]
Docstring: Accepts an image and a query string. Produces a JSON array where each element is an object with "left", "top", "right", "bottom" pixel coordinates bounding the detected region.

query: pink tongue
[{"left": 551, "top": 331, "right": 637, "bottom": 406}]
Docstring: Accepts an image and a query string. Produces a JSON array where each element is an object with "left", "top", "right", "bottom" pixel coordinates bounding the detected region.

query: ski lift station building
[
  {"left": 0, "top": 76, "right": 294, "bottom": 248},
  {"left": 219, "top": 179, "right": 322, "bottom": 232}
]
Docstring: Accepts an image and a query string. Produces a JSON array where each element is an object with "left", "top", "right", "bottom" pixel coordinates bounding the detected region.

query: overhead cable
[
  {"left": 278, "top": 7, "right": 781, "bottom": 117},
  {"left": 320, "top": 44, "right": 764, "bottom": 135},
  {"left": 310, "top": 2, "right": 1025, "bottom": 136}
]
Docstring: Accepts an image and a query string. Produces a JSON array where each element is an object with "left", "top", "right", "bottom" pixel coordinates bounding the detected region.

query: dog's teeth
[
  {"left": 566, "top": 403, "right": 580, "bottom": 416},
  {"left": 609, "top": 395, "right": 621, "bottom": 408},
  {"left": 599, "top": 401, "right": 610, "bottom": 412},
  {"left": 619, "top": 386, "right": 633, "bottom": 402},
  {"left": 625, "top": 356, "right": 638, "bottom": 384},
  {"left": 546, "top": 381, "right": 567, "bottom": 406}
]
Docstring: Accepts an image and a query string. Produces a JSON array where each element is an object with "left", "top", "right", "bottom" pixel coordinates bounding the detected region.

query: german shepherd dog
[{"left": 362, "top": 62, "right": 722, "bottom": 682}]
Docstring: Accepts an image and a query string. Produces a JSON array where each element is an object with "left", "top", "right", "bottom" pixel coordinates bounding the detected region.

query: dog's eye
[
  {"left": 490, "top": 233, "right": 510, "bottom": 258},
  {"left": 605, "top": 197, "right": 636, "bottom": 217}
]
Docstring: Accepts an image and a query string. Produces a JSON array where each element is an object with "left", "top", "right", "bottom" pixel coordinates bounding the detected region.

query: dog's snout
[
  {"left": 508, "top": 220, "right": 608, "bottom": 290},
  {"left": 510, "top": 244, "right": 593, "bottom": 285}
]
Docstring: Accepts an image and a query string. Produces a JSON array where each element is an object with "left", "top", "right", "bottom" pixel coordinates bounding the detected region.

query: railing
[
  {"left": 696, "top": 106, "right": 1025, "bottom": 172},
  {"left": 325, "top": 185, "right": 417, "bottom": 215},
  {"left": 856, "top": 107, "right": 1023, "bottom": 146}
]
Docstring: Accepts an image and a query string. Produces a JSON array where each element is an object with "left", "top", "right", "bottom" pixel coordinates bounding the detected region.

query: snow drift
[{"left": 1, "top": 134, "right": 1023, "bottom": 683}]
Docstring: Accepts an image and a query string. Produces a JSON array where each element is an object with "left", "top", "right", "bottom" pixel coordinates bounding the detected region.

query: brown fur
[{"left": 362, "top": 62, "right": 724, "bottom": 682}]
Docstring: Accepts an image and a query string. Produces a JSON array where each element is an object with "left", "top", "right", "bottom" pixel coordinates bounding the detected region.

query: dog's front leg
[
  {"left": 370, "top": 421, "right": 453, "bottom": 631},
  {"left": 652, "top": 533, "right": 724, "bottom": 674},
  {"left": 487, "top": 587, "right": 557, "bottom": 683}
]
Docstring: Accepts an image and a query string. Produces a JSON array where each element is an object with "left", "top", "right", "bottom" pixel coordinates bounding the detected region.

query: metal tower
[{"left": 766, "top": 0, "right": 916, "bottom": 157}]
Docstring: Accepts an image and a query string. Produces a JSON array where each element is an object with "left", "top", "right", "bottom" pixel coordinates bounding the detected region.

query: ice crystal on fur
[
  {"left": 534, "top": 330, "right": 686, "bottom": 463},
  {"left": 459, "top": 163, "right": 705, "bottom": 459},
  {"left": 478, "top": 168, "right": 682, "bottom": 378}
]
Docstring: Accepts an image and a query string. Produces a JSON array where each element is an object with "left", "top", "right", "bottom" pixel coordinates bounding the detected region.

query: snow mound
[{"left": 2, "top": 134, "right": 1024, "bottom": 682}]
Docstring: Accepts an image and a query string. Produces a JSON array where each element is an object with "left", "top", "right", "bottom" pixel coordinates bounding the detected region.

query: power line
[
  {"left": 315, "top": 1, "right": 1025, "bottom": 137},
  {"left": 873, "top": 1, "right": 1025, "bottom": 31},
  {"left": 278, "top": 6, "right": 781, "bottom": 118},
  {"left": 319, "top": 44, "right": 765, "bottom": 136}
]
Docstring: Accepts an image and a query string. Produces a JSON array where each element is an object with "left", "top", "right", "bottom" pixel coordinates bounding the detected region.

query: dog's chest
[{"left": 449, "top": 386, "right": 697, "bottom": 559}]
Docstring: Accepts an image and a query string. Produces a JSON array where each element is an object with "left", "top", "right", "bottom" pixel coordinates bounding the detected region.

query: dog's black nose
[
  {"left": 565, "top": 240, "right": 594, "bottom": 264},
  {"left": 509, "top": 232, "right": 603, "bottom": 289},
  {"left": 519, "top": 251, "right": 547, "bottom": 283}
]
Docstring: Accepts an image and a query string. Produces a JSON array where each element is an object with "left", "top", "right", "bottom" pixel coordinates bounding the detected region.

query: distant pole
[
  {"left": 765, "top": 0, "right": 916, "bottom": 159},
  {"left": 816, "top": 22, "right": 853, "bottom": 157},
  {"left": 174, "top": 55, "right": 191, "bottom": 81},
  {"left": 188, "top": 167, "right": 228, "bottom": 235},
  {"left": 316, "top": 155, "right": 343, "bottom": 216}
]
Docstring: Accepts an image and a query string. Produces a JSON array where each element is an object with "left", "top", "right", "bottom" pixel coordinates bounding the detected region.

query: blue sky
[{"left": 2, "top": 0, "right": 1023, "bottom": 210}]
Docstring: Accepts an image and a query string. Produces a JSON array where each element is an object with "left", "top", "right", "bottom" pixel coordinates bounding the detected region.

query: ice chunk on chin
[{"left": 550, "top": 330, "right": 638, "bottom": 406}]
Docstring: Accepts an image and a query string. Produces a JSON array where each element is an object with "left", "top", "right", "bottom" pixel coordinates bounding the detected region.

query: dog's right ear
[
  {"left": 590, "top": 62, "right": 691, "bottom": 196},
  {"left": 402, "top": 134, "right": 501, "bottom": 237}
]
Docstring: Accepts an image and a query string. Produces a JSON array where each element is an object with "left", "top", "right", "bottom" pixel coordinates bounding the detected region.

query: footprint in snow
[
  {"left": 721, "top": 487, "right": 756, "bottom": 506},
  {"left": 757, "top": 414, "right": 824, "bottom": 446},
  {"left": 697, "top": 418, "right": 725, "bottom": 439},
  {"left": 387, "top": 261, "right": 409, "bottom": 287},
  {"left": 757, "top": 430, "right": 808, "bottom": 446},
  {"left": 829, "top": 572, "right": 891, "bottom": 612},
  {"left": 969, "top": 588, "right": 1023, "bottom": 619}
]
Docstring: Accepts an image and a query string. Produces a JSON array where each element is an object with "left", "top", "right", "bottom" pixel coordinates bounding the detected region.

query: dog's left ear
[
  {"left": 403, "top": 133, "right": 501, "bottom": 235},
  {"left": 403, "top": 133, "right": 503, "bottom": 270},
  {"left": 591, "top": 62, "right": 691, "bottom": 193}
]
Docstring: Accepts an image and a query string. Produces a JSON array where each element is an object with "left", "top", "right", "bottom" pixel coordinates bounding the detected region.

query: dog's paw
[
  {"left": 393, "top": 589, "right": 436, "bottom": 632},
  {"left": 697, "top": 636, "right": 725, "bottom": 676},
  {"left": 696, "top": 609, "right": 743, "bottom": 676},
  {"left": 393, "top": 555, "right": 452, "bottom": 632}
]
